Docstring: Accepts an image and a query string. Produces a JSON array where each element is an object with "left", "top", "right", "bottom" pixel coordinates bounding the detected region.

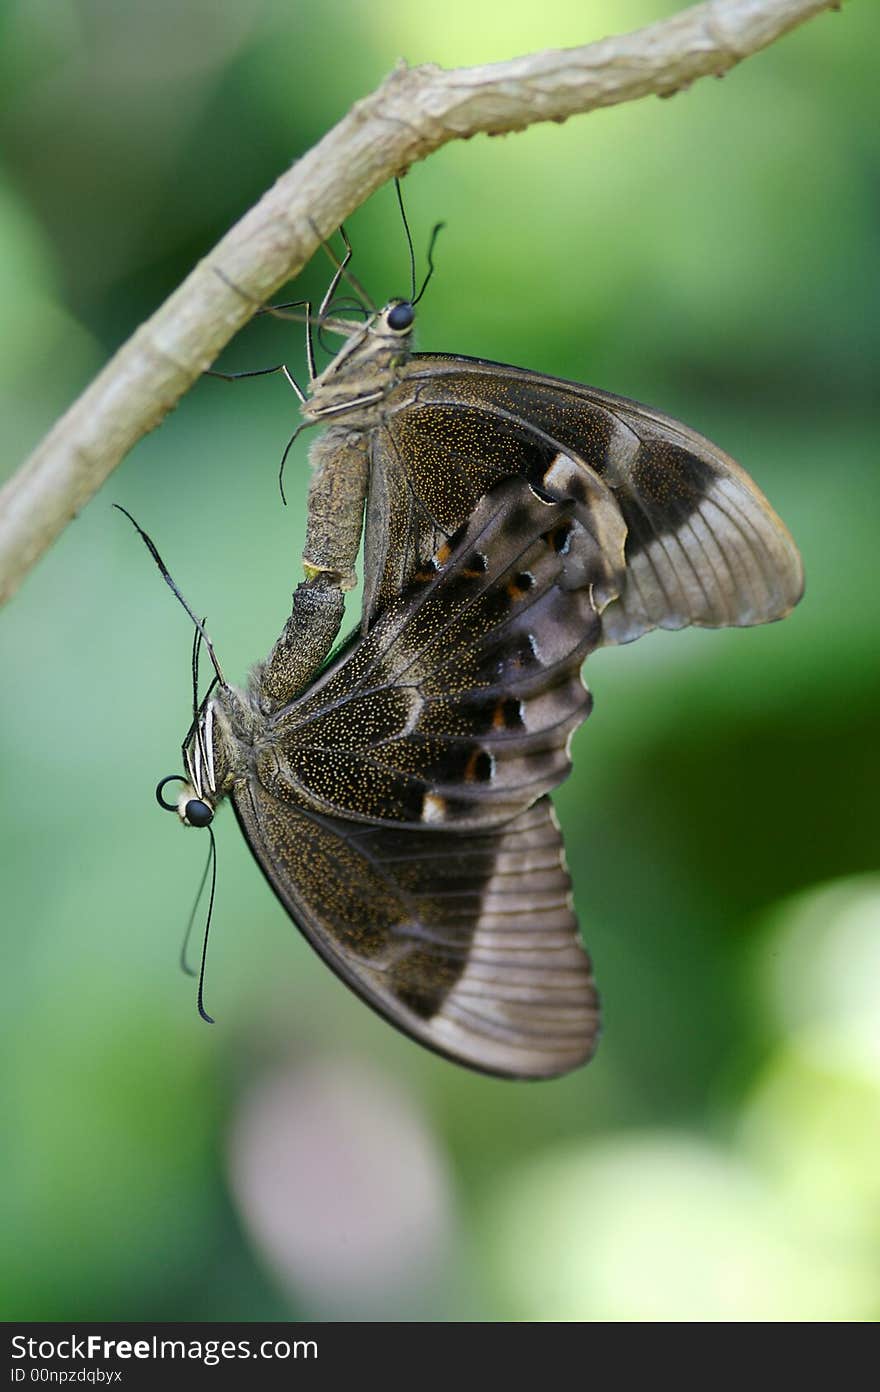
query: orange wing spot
[{"left": 435, "top": 542, "right": 452, "bottom": 566}]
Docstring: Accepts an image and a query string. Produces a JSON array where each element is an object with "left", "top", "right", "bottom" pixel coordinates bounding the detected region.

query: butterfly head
[
  {"left": 333, "top": 296, "right": 415, "bottom": 348},
  {"left": 304, "top": 298, "right": 417, "bottom": 425},
  {"left": 156, "top": 698, "right": 223, "bottom": 829},
  {"left": 157, "top": 774, "right": 215, "bottom": 828}
]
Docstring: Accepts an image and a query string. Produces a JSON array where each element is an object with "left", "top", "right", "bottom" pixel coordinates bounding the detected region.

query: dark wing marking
[{"left": 231, "top": 787, "right": 599, "bottom": 1079}]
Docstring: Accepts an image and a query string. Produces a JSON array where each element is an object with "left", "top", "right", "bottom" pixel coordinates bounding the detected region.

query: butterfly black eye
[
  {"left": 185, "top": 799, "right": 214, "bottom": 828},
  {"left": 386, "top": 301, "right": 414, "bottom": 332}
]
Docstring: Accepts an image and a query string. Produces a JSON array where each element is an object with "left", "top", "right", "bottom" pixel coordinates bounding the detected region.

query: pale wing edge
[{"left": 231, "top": 783, "right": 600, "bottom": 1080}]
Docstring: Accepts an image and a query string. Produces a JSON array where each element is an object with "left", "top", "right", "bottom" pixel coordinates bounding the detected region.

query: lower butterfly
[{"left": 145, "top": 477, "right": 602, "bottom": 1079}]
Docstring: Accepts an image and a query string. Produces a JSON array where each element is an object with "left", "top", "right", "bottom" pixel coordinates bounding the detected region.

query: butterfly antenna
[
  {"left": 195, "top": 827, "right": 218, "bottom": 1023},
  {"left": 394, "top": 177, "right": 417, "bottom": 303},
  {"left": 180, "top": 837, "right": 215, "bottom": 977},
  {"left": 114, "top": 505, "right": 227, "bottom": 688},
  {"left": 413, "top": 221, "right": 445, "bottom": 306}
]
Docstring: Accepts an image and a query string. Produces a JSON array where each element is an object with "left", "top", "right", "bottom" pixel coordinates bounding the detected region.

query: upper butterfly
[
  {"left": 288, "top": 287, "right": 804, "bottom": 645},
  {"left": 160, "top": 478, "right": 601, "bottom": 1080}
]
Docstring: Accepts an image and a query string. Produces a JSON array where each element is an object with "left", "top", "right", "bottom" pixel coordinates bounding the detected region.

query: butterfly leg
[{"left": 207, "top": 361, "right": 308, "bottom": 402}]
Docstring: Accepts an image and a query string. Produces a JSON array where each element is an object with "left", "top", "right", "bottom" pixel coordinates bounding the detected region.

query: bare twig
[{"left": 0, "top": 0, "right": 838, "bottom": 607}]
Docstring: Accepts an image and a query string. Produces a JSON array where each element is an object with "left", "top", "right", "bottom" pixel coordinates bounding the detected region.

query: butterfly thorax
[{"left": 301, "top": 300, "right": 414, "bottom": 430}]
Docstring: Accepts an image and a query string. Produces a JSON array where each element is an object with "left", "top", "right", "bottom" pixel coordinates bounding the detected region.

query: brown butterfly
[{"left": 144, "top": 478, "right": 602, "bottom": 1079}]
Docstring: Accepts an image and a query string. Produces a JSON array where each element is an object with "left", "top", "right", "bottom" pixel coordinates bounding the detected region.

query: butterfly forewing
[{"left": 362, "top": 353, "right": 803, "bottom": 643}]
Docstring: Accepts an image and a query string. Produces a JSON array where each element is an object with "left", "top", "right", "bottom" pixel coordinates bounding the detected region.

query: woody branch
[{"left": 0, "top": 0, "right": 838, "bottom": 607}]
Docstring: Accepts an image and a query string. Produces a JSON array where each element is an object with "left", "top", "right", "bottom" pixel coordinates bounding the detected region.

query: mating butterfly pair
[{"left": 150, "top": 263, "right": 802, "bottom": 1079}]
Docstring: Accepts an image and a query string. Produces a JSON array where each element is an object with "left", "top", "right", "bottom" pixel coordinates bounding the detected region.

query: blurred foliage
[{"left": 1, "top": 0, "right": 877, "bottom": 1322}]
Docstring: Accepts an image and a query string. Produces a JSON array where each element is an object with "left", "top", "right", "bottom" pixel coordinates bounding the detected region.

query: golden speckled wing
[
  {"left": 362, "top": 353, "right": 803, "bottom": 643},
  {"left": 230, "top": 789, "right": 599, "bottom": 1079}
]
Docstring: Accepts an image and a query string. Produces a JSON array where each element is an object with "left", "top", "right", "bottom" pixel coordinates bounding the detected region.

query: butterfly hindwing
[
  {"left": 364, "top": 353, "right": 803, "bottom": 643},
  {"left": 230, "top": 787, "right": 599, "bottom": 1078},
  {"left": 256, "top": 478, "right": 600, "bottom": 830}
]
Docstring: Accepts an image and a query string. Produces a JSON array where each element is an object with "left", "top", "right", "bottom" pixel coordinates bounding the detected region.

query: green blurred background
[{"left": 2, "top": 0, "right": 878, "bottom": 1322}]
